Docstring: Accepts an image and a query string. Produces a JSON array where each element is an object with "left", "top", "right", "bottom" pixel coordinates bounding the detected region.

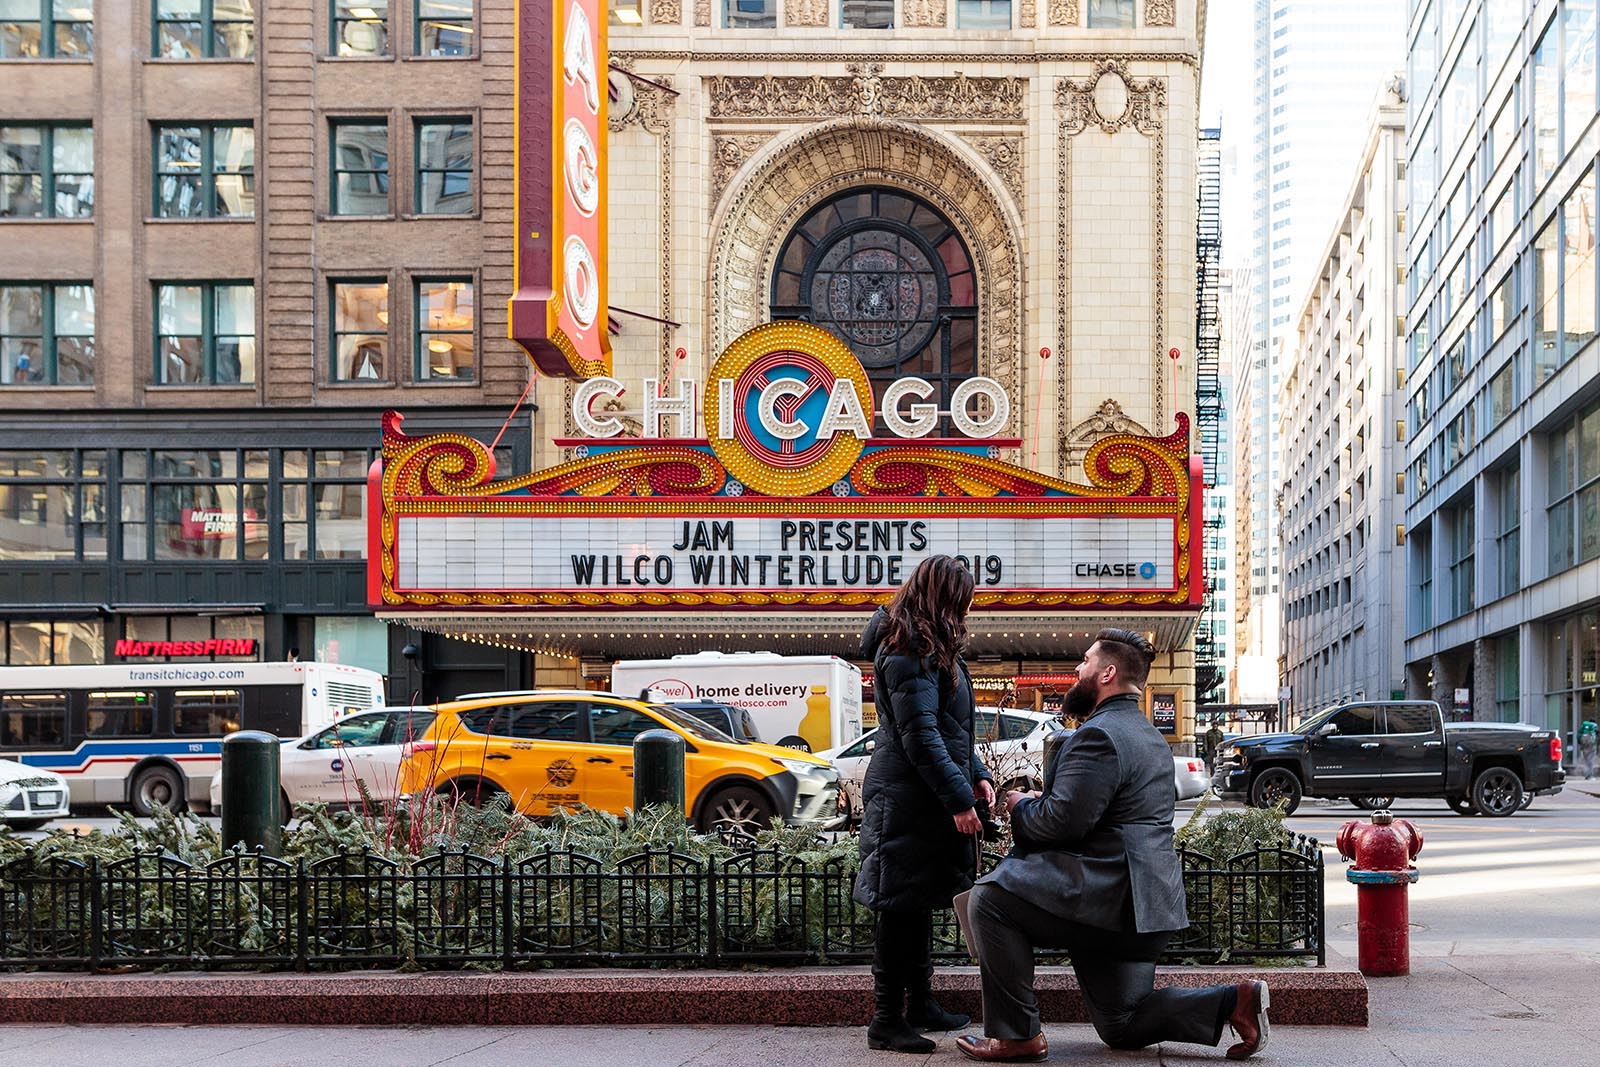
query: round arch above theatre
[{"left": 707, "top": 118, "right": 1024, "bottom": 437}]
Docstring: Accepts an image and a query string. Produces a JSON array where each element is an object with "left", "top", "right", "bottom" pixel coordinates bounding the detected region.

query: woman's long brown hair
[{"left": 882, "top": 554, "right": 976, "bottom": 675}]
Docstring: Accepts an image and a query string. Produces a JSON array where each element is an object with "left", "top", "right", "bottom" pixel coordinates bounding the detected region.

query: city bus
[{"left": 0, "top": 662, "right": 386, "bottom": 815}]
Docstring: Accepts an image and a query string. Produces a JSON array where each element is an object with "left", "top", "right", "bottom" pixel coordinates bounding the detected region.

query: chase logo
[{"left": 1073, "top": 561, "right": 1160, "bottom": 580}]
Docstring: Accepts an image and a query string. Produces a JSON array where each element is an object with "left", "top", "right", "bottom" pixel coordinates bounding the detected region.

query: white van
[{"left": 610, "top": 652, "right": 864, "bottom": 754}]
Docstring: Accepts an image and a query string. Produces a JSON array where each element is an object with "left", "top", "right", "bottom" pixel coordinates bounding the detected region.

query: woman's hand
[
  {"left": 976, "top": 779, "right": 996, "bottom": 809},
  {"left": 953, "top": 807, "right": 983, "bottom": 834}
]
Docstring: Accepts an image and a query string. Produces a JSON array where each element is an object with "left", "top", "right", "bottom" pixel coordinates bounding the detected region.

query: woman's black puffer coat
[{"left": 853, "top": 607, "right": 993, "bottom": 912}]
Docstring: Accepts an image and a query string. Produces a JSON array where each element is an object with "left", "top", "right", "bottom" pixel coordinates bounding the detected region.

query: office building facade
[
  {"left": 1279, "top": 84, "right": 1408, "bottom": 715},
  {"left": 1402, "top": 0, "right": 1598, "bottom": 748}
]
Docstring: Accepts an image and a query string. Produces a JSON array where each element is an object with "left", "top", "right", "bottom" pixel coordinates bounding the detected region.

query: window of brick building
[
  {"left": 415, "top": 278, "right": 474, "bottom": 381},
  {"left": 0, "top": 1, "right": 92, "bottom": 58},
  {"left": 154, "top": 123, "right": 255, "bottom": 218},
  {"left": 154, "top": 282, "right": 257, "bottom": 385},
  {"left": 0, "top": 449, "right": 105, "bottom": 561},
  {"left": 331, "top": 279, "right": 389, "bottom": 381},
  {"left": 281, "top": 449, "right": 371, "bottom": 560},
  {"left": 1, "top": 282, "right": 93, "bottom": 386},
  {"left": 1, "top": 124, "right": 93, "bottom": 219},
  {"left": 415, "top": 118, "right": 472, "bottom": 214},
  {"left": 415, "top": 0, "right": 472, "bottom": 55},
  {"left": 333, "top": 0, "right": 388, "bottom": 55},
  {"left": 331, "top": 120, "right": 390, "bottom": 215},
  {"left": 153, "top": 1, "right": 255, "bottom": 59}
]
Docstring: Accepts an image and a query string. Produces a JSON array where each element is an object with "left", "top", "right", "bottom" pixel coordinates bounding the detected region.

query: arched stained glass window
[{"left": 770, "top": 188, "right": 978, "bottom": 425}]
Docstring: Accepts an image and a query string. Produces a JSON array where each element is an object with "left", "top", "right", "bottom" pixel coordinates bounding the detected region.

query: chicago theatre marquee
[{"left": 369, "top": 1, "right": 1208, "bottom": 740}]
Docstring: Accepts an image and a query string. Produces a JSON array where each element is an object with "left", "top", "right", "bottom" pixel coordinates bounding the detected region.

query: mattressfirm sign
[
  {"left": 395, "top": 516, "right": 1177, "bottom": 593},
  {"left": 115, "top": 638, "right": 257, "bottom": 658},
  {"left": 509, "top": 0, "right": 610, "bottom": 378}
]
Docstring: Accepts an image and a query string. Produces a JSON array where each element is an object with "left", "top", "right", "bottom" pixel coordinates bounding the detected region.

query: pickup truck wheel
[
  {"left": 1447, "top": 794, "right": 1477, "bottom": 815},
  {"left": 1519, "top": 793, "right": 1534, "bottom": 810},
  {"left": 1471, "top": 768, "right": 1524, "bottom": 817},
  {"left": 1350, "top": 795, "right": 1395, "bottom": 810},
  {"left": 1248, "top": 768, "right": 1302, "bottom": 815}
]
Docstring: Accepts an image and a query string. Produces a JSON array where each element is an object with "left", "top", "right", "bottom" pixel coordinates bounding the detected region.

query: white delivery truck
[{"left": 610, "top": 652, "right": 864, "bottom": 754}]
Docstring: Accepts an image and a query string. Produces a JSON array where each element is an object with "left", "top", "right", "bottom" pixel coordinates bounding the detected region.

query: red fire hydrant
[{"left": 1336, "top": 810, "right": 1423, "bottom": 977}]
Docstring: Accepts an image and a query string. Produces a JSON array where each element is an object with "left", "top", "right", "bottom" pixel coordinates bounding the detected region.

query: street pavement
[{"left": 5, "top": 787, "right": 1597, "bottom": 1065}]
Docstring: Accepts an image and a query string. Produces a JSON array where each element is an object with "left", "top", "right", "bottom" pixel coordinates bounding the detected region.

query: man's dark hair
[{"left": 1092, "top": 628, "right": 1156, "bottom": 688}]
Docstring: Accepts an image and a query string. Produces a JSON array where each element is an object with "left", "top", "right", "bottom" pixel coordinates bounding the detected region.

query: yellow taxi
[{"left": 398, "top": 690, "right": 841, "bottom": 835}]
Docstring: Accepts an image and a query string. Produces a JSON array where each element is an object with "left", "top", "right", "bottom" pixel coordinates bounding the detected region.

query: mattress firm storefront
[{"left": 369, "top": 3, "right": 1208, "bottom": 742}]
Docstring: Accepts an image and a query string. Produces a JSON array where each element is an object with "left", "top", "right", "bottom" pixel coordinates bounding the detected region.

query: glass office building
[{"left": 1402, "top": 0, "right": 1599, "bottom": 755}]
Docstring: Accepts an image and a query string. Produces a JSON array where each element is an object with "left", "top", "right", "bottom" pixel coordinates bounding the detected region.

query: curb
[{"left": 0, "top": 965, "right": 1367, "bottom": 1027}]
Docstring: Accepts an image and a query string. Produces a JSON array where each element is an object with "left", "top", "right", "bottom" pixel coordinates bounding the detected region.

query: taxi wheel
[
  {"left": 437, "top": 777, "right": 508, "bottom": 809},
  {"left": 698, "top": 785, "right": 774, "bottom": 838}
]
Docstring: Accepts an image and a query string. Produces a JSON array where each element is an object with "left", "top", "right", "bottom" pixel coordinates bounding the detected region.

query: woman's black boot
[
  {"left": 867, "top": 978, "right": 937, "bottom": 1053},
  {"left": 906, "top": 984, "right": 971, "bottom": 1032}
]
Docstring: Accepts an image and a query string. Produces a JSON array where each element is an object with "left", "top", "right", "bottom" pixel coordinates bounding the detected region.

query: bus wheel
[{"left": 131, "top": 765, "right": 185, "bottom": 816}]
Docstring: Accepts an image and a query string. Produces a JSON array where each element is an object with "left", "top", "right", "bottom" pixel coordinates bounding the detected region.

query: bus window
[
  {"left": 87, "top": 690, "right": 156, "bottom": 737},
  {"left": 0, "top": 692, "right": 67, "bottom": 748},
  {"left": 173, "top": 689, "right": 242, "bottom": 735}
]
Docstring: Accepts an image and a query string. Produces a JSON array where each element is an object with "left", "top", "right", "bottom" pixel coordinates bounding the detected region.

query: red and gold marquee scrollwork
[{"left": 370, "top": 411, "right": 1203, "bottom": 612}]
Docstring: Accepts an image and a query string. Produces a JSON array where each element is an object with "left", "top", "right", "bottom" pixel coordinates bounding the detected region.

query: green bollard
[
  {"left": 633, "top": 728, "right": 686, "bottom": 815},
  {"left": 220, "top": 730, "right": 282, "bottom": 856}
]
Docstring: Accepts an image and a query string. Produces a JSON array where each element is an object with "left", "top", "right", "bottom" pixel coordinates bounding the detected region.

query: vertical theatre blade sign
[{"left": 511, "top": 0, "right": 610, "bottom": 378}]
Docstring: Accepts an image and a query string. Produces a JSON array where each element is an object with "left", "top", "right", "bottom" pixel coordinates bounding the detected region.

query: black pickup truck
[{"left": 1212, "top": 700, "right": 1565, "bottom": 817}]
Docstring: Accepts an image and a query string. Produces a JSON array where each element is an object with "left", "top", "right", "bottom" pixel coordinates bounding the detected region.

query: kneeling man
[{"left": 957, "top": 629, "right": 1270, "bottom": 1063}]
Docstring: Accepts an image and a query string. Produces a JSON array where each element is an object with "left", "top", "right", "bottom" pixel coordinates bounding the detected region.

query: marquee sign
[
  {"left": 370, "top": 323, "right": 1203, "bottom": 614},
  {"left": 509, "top": 0, "right": 610, "bottom": 378}
]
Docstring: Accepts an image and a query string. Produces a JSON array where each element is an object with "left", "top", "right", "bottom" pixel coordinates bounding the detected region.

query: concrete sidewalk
[{"left": 3, "top": 949, "right": 1595, "bottom": 1067}]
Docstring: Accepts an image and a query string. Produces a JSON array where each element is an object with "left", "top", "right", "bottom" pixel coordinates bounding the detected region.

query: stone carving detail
[
  {"left": 711, "top": 133, "right": 776, "bottom": 204},
  {"left": 785, "top": 0, "right": 828, "bottom": 25},
  {"left": 902, "top": 0, "right": 949, "bottom": 27},
  {"left": 707, "top": 66, "right": 1026, "bottom": 121},
  {"left": 1055, "top": 59, "right": 1168, "bottom": 474},
  {"left": 1065, "top": 400, "right": 1154, "bottom": 467},
  {"left": 695, "top": 0, "right": 710, "bottom": 26},
  {"left": 709, "top": 119, "right": 1025, "bottom": 435},
  {"left": 1019, "top": 0, "right": 1036, "bottom": 28},
  {"left": 650, "top": 0, "right": 681, "bottom": 24},
  {"left": 609, "top": 77, "right": 674, "bottom": 136},
  {"left": 1057, "top": 59, "right": 1166, "bottom": 135},
  {"left": 1145, "top": 0, "right": 1176, "bottom": 27},
  {"left": 964, "top": 135, "right": 1024, "bottom": 203},
  {"left": 1048, "top": 0, "right": 1079, "bottom": 25}
]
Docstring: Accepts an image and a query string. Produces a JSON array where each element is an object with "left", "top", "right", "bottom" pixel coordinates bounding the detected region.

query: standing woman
[{"left": 856, "top": 555, "right": 995, "bottom": 1053}]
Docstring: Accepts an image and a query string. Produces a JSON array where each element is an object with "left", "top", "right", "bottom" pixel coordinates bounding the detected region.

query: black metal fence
[{"left": 0, "top": 835, "right": 1323, "bottom": 970}]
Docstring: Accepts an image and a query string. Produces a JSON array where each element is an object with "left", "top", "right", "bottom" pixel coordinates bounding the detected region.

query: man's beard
[{"left": 1063, "top": 677, "right": 1100, "bottom": 720}]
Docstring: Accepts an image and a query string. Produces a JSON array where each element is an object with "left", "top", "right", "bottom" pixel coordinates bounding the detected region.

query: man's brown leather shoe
[
  {"left": 1225, "top": 980, "right": 1270, "bottom": 1060},
  {"left": 955, "top": 1034, "right": 1049, "bottom": 1063}
]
